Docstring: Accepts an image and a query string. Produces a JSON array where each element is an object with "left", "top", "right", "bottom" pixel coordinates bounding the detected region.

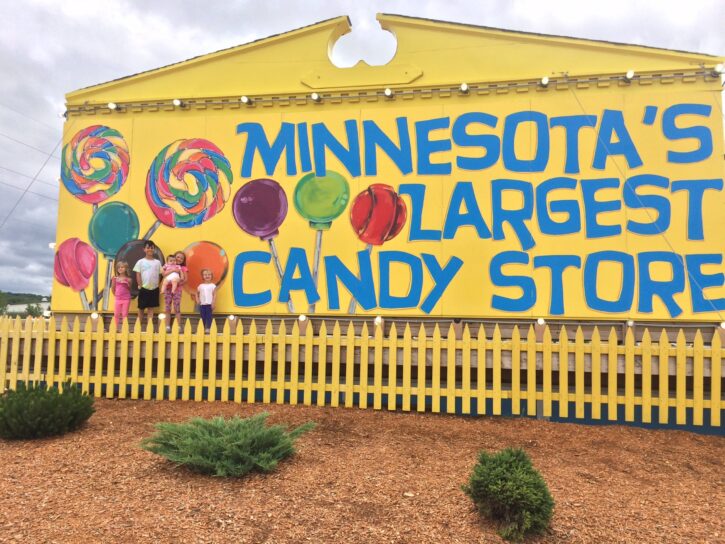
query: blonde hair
[
  {"left": 201, "top": 268, "right": 213, "bottom": 279},
  {"left": 115, "top": 260, "right": 130, "bottom": 277}
]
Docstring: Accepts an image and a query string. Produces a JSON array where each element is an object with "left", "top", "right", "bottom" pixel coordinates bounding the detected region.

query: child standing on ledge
[
  {"left": 196, "top": 268, "right": 216, "bottom": 333},
  {"left": 111, "top": 260, "right": 132, "bottom": 329}
]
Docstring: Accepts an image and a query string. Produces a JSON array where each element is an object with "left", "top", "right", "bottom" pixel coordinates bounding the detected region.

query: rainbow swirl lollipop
[
  {"left": 61, "top": 125, "right": 130, "bottom": 205},
  {"left": 144, "top": 138, "right": 233, "bottom": 236},
  {"left": 293, "top": 171, "right": 349, "bottom": 313}
]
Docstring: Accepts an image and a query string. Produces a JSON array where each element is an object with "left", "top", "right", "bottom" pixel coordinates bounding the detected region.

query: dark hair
[
  {"left": 167, "top": 254, "right": 175, "bottom": 260},
  {"left": 143, "top": 240, "right": 155, "bottom": 249}
]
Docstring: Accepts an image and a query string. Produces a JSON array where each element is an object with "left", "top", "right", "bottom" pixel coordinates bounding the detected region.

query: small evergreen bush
[
  {"left": 463, "top": 447, "right": 554, "bottom": 542},
  {"left": 0, "top": 381, "right": 95, "bottom": 439},
  {"left": 141, "top": 413, "right": 315, "bottom": 477}
]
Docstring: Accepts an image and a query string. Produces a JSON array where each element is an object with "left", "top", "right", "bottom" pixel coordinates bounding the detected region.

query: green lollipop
[
  {"left": 88, "top": 201, "right": 140, "bottom": 311},
  {"left": 293, "top": 171, "right": 350, "bottom": 313}
]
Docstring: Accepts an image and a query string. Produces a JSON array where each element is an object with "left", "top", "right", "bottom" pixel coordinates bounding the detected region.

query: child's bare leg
[{"left": 170, "top": 279, "right": 179, "bottom": 294}]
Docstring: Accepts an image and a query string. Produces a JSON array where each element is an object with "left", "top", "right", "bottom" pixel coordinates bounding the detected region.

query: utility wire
[
  {"left": 0, "top": 165, "right": 58, "bottom": 188},
  {"left": 0, "top": 101, "right": 59, "bottom": 132},
  {"left": 0, "top": 179, "right": 58, "bottom": 201},
  {"left": 0, "top": 130, "right": 62, "bottom": 159}
]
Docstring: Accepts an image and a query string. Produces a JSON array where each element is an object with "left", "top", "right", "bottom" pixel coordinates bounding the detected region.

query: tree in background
[{"left": 25, "top": 304, "right": 43, "bottom": 318}]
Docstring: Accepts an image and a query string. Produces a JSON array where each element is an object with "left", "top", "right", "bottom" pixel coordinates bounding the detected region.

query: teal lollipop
[
  {"left": 88, "top": 201, "right": 140, "bottom": 311},
  {"left": 293, "top": 171, "right": 349, "bottom": 313}
]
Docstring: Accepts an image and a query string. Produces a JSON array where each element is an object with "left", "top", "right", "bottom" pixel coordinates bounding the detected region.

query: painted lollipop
[
  {"left": 293, "top": 171, "right": 349, "bottom": 313},
  {"left": 61, "top": 124, "right": 130, "bottom": 310},
  {"left": 144, "top": 138, "right": 233, "bottom": 237},
  {"left": 88, "top": 202, "right": 139, "bottom": 311},
  {"left": 114, "top": 240, "right": 165, "bottom": 298},
  {"left": 183, "top": 241, "right": 229, "bottom": 295},
  {"left": 61, "top": 125, "right": 130, "bottom": 204},
  {"left": 54, "top": 238, "right": 97, "bottom": 311},
  {"left": 232, "top": 178, "right": 294, "bottom": 312},
  {"left": 348, "top": 184, "right": 407, "bottom": 313}
]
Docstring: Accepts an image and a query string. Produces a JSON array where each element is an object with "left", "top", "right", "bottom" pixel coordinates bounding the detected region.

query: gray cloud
[{"left": 0, "top": 0, "right": 722, "bottom": 294}]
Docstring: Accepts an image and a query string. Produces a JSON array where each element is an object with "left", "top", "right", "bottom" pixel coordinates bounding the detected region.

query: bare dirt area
[{"left": 0, "top": 399, "right": 722, "bottom": 544}]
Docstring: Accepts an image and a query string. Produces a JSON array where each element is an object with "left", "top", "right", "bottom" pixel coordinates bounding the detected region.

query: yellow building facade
[{"left": 54, "top": 14, "right": 725, "bottom": 322}]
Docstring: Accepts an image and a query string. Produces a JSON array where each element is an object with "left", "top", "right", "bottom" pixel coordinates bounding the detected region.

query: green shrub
[
  {"left": 141, "top": 413, "right": 315, "bottom": 477},
  {"left": 0, "top": 381, "right": 95, "bottom": 439},
  {"left": 463, "top": 447, "right": 554, "bottom": 542}
]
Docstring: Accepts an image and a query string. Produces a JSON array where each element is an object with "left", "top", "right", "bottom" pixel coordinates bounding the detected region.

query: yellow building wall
[{"left": 53, "top": 15, "right": 725, "bottom": 321}]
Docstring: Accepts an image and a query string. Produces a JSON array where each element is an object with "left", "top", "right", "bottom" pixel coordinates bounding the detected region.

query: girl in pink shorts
[{"left": 111, "top": 261, "right": 132, "bottom": 329}]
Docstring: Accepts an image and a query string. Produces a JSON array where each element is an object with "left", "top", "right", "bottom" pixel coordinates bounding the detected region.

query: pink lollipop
[{"left": 54, "top": 238, "right": 97, "bottom": 310}]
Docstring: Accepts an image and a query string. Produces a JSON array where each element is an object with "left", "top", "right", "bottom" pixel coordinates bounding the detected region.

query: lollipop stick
[
  {"left": 141, "top": 220, "right": 161, "bottom": 240},
  {"left": 79, "top": 290, "right": 91, "bottom": 311},
  {"left": 268, "top": 239, "right": 295, "bottom": 313},
  {"left": 309, "top": 230, "right": 323, "bottom": 314},
  {"left": 92, "top": 204, "right": 99, "bottom": 310},
  {"left": 347, "top": 244, "right": 373, "bottom": 315},
  {"left": 102, "top": 259, "right": 113, "bottom": 311}
]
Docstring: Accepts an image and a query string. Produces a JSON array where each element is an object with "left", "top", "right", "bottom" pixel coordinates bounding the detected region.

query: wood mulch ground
[{"left": 0, "top": 399, "right": 722, "bottom": 543}]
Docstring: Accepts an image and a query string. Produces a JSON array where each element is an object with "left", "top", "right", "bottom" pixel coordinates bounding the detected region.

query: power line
[
  {"left": 0, "top": 165, "right": 58, "bottom": 188},
  {"left": 0, "top": 179, "right": 58, "bottom": 201},
  {"left": 0, "top": 130, "right": 62, "bottom": 159},
  {"left": 0, "top": 119, "right": 73, "bottom": 230},
  {"left": 0, "top": 102, "right": 59, "bottom": 132}
]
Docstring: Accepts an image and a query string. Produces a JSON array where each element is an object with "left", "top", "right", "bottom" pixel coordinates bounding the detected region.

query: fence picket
[
  {"left": 526, "top": 325, "right": 537, "bottom": 416},
  {"left": 194, "top": 320, "right": 205, "bottom": 402},
  {"left": 0, "top": 318, "right": 9, "bottom": 392},
  {"left": 247, "top": 320, "right": 258, "bottom": 404},
  {"left": 143, "top": 321, "right": 155, "bottom": 400},
  {"left": 277, "top": 321, "right": 288, "bottom": 405},
  {"left": 130, "top": 319, "right": 141, "bottom": 399},
  {"left": 263, "top": 320, "right": 273, "bottom": 404},
  {"left": 461, "top": 325, "right": 471, "bottom": 415},
  {"left": 233, "top": 321, "right": 244, "bottom": 403},
  {"left": 492, "top": 325, "right": 502, "bottom": 416},
  {"left": 168, "top": 320, "right": 180, "bottom": 401},
  {"left": 446, "top": 324, "right": 456, "bottom": 414},
  {"left": 106, "top": 320, "right": 117, "bottom": 399},
  {"left": 345, "top": 322, "right": 355, "bottom": 408},
  {"left": 641, "top": 329, "right": 652, "bottom": 423},
  {"left": 317, "top": 322, "right": 328, "bottom": 407},
  {"left": 692, "top": 330, "right": 703, "bottom": 426},
  {"left": 46, "top": 318, "right": 57, "bottom": 390},
  {"left": 607, "top": 327, "right": 617, "bottom": 421},
  {"left": 207, "top": 320, "right": 218, "bottom": 401},
  {"left": 711, "top": 332, "right": 721, "bottom": 427},
  {"left": 302, "top": 320, "right": 313, "bottom": 405},
  {"left": 359, "top": 323, "right": 370, "bottom": 409},
  {"left": 181, "top": 320, "right": 192, "bottom": 401},
  {"left": 590, "top": 327, "right": 601, "bottom": 420},
  {"left": 21, "top": 317, "right": 33, "bottom": 384},
  {"left": 476, "top": 325, "right": 486, "bottom": 415},
  {"left": 289, "top": 321, "right": 300, "bottom": 405},
  {"left": 372, "top": 322, "right": 383, "bottom": 410},
  {"left": 9, "top": 317, "right": 21, "bottom": 390},
  {"left": 575, "top": 327, "right": 585, "bottom": 419},
  {"left": 624, "top": 327, "right": 635, "bottom": 422},
  {"left": 58, "top": 318, "right": 69, "bottom": 388},
  {"left": 387, "top": 323, "right": 398, "bottom": 411},
  {"left": 558, "top": 326, "right": 569, "bottom": 418},
  {"left": 32, "top": 318, "right": 44, "bottom": 384},
  {"left": 156, "top": 321, "right": 167, "bottom": 401},
  {"left": 402, "top": 324, "right": 412, "bottom": 411},
  {"left": 416, "top": 324, "right": 426, "bottom": 412},
  {"left": 511, "top": 326, "right": 520, "bottom": 415},
  {"left": 118, "top": 319, "right": 129, "bottom": 399},
  {"left": 221, "top": 319, "right": 231, "bottom": 403},
  {"left": 658, "top": 329, "right": 669, "bottom": 424},
  {"left": 676, "top": 330, "right": 686, "bottom": 424},
  {"left": 431, "top": 325, "right": 441, "bottom": 413},
  {"left": 542, "top": 326, "right": 552, "bottom": 417},
  {"left": 330, "top": 321, "right": 341, "bottom": 408}
]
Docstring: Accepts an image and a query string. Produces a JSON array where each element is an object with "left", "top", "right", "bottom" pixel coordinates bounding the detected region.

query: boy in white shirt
[{"left": 133, "top": 240, "right": 162, "bottom": 327}]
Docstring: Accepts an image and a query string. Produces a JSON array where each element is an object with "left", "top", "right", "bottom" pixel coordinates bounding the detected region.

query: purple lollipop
[{"left": 232, "top": 179, "right": 294, "bottom": 312}]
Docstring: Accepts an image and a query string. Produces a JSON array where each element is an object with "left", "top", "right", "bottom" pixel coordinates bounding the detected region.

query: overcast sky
[{"left": 0, "top": 0, "right": 722, "bottom": 295}]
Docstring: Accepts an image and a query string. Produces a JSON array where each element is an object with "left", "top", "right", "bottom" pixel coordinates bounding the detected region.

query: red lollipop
[
  {"left": 348, "top": 184, "right": 407, "bottom": 313},
  {"left": 54, "top": 238, "right": 97, "bottom": 310},
  {"left": 350, "top": 184, "right": 407, "bottom": 246}
]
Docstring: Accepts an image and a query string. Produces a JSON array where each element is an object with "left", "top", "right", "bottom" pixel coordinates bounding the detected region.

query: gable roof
[{"left": 66, "top": 13, "right": 723, "bottom": 106}]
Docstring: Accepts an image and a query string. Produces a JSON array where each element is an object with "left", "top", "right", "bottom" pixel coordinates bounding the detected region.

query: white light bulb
[
  {"left": 384, "top": 88, "right": 394, "bottom": 98},
  {"left": 536, "top": 318, "right": 546, "bottom": 326},
  {"left": 374, "top": 316, "right": 383, "bottom": 326},
  {"left": 90, "top": 312, "right": 99, "bottom": 320},
  {"left": 240, "top": 96, "right": 252, "bottom": 105},
  {"left": 298, "top": 314, "right": 307, "bottom": 322},
  {"left": 48, "top": 242, "right": 55, "bottom": 249},
  {"left": 107, "top": 102, "right": 117, "bottom": 110},
  {"left": 158, "top": 313, "right": 166, "bottom": 320},
  {"left": 172, "top": 98, "right": 182, "bottom": 107},
  {"left": 625, "top": 70, "right": 635, "bottom": 81},
  {"left": 459, "top": 82, "right": 469, "bottom": 93},
  {"left": 228, "top": 314, "right": 236, "bottom": 321},
  {"left": 626, "top": 320, "right": 635, "bottom": 327},
  {"left": 540, "top": 76, "right": 550, "bottom": 87},
  {"left": 310, "top": 92, "right": 321, "bottom": 102}
]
